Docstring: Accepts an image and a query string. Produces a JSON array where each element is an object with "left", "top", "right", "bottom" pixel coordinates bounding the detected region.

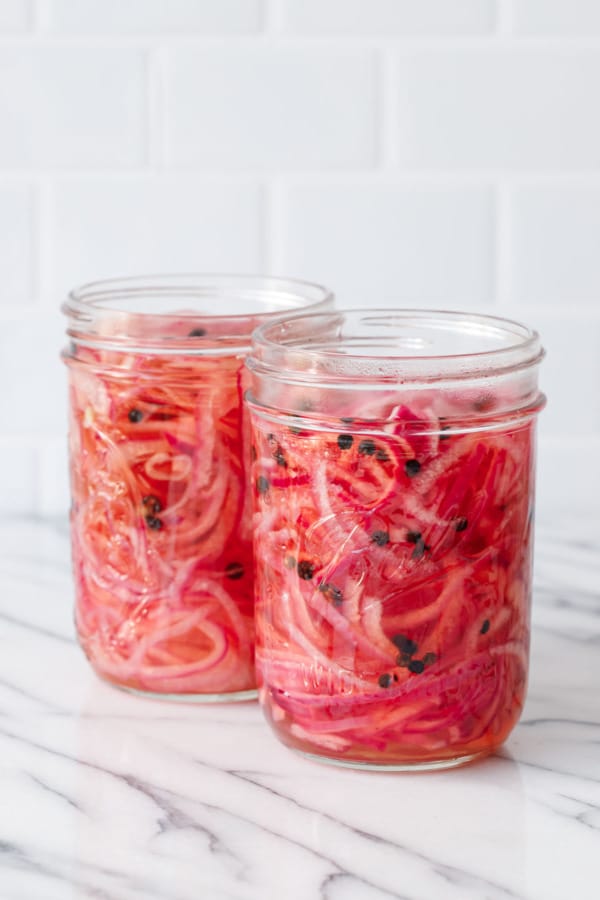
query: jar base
[
  {"left": 295, "top": 749, "right": 490, "bottom": 772},
  {"left": 101, "top": 677, "right": 258, "bottom": 704}
]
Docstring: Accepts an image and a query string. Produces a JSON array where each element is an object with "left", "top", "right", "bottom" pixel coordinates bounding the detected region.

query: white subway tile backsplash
[
  {"left": 0, "top": 185, "right": 33, "bottom": 305},
  {"left": 536, "top": 436, "right": 600, "bottom": 522},
  {"left": 46, "top": 0, "right": 262, "bottom": 34},
  {"left": 394, "top": 50, "right": 600, "bottom": 170},
  {"left": 279, "top": 183, "right": 494, "bottom": 305},
  {"left": 282, "top": 0, "right": 494, "bottom": 35},
  {"left": 0, "top": 7, "right": 597, "bottom": 514},
  {"left": 0, "top": 444, "right": 37, "bottom": 513},
  {"left": 164, "top": 48, "right": 377, "bottom": 170},
  {"left": 511, "top": 186, "right": 600, "bottom": 305},
  {"left": 0, "top": 48, "right": 145, "bottom": 169},
  {"left": 537, "top": 437, "right": 600, "bottom": 515},
  {"left": 514, "top": 1, "right": 600, "bottom": 35},
  {"left": 0, "top": 316, "right": 66, "bottom": 436},
  {"left": 50, "top": 178, "right": 262, "bottom": 298},
  {"left": 38, "top": 436, "right": 70, "bottom": 517},
  {"left": 531, "top": 314, "right": 600, "bottom": 439},
  {"left": 0, "top": 0, "right": 30, "bottom": 31}
]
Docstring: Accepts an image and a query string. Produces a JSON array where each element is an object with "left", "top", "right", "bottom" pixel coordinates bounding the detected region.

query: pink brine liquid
[
  {"left": 251, "top": 399, "right": 535, "bottom": 766},
  {"left": 67, "top": 341, "right": 255, "bottom": 697}
]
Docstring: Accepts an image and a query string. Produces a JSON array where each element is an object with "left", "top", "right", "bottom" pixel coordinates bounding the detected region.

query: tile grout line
[
  {"left": 30, "top": 0, "right": 48, "bottom": 32},
  {"left": 258, "top": 180, "right": 270, "bottom": 273},
  {"left": 34, "top": 439, "right": 45, "bottom": 518},
  {"left": 28, "top": 181, "right": 41, "bottom": 305},
  {"left": 261, "top": 178, "right": 284, "bottom": 276},
  {"left": 495, "top": 0, "right": 515, "bottom": 36},
  {"left": 36, "top": 177, "right": 54, "bottom": 309},
  {"left": 494, "top": 181, "right": 513, "bottom": 307},
  {"left": 262, "top": 0, "right": 283, "bottom": 34},
  {"left": 376, "top": 48, "right": 396, "bottom": 171},
  {"left": 145, "top": 46, "right": 165, "bottom": 171},
  {"left": 4, "top": 170, "right": 600, "bottom": 184},
  {"left": 3, "top": 33, "right": 600, "bottom": 49}
]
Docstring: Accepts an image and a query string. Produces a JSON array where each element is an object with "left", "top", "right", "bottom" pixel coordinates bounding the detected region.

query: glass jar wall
[
  {"left": 62, "top": 275, "right": 333, "bottom": 701},
  {"left": 246, "top": 310, "right": 545, "bottom": 768}
]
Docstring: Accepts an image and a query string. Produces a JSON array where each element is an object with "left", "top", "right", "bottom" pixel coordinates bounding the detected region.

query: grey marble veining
[{"left": 0, "top": 513, "right": 598, "bottom": 900}]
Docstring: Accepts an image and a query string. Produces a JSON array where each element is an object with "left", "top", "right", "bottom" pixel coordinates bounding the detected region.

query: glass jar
[
  {"left": 246, "top": 310, "right": 545, "bottom": 768},
  {"left": 62, "top": 275, "right": 333, "bottom": 701}
]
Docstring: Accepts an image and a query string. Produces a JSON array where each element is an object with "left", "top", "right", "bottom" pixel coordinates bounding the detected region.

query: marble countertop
[{"left": 0, "top": 513, "right": 598, "bottom": 900}]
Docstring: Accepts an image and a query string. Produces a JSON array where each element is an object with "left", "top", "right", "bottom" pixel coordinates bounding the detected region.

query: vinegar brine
[
  {"left": 246, "top": 310, "right": 545, "bottom": 767},
  {"left": 63, "top": 275, "right": 333, "bottom": 699},
  {"left": 68, "top": 343, "right": 254, "bottom": 696}
]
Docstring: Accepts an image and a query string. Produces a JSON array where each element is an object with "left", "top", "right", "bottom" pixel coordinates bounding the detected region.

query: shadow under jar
[
  {"left": 62, "top": 275, "right": 333, "bottom": 701},
  {"left": 246, "top": 310, "right": 545, "bottom": 768}
]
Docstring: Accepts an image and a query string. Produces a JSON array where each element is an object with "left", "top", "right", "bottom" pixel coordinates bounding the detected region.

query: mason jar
[
  {"left": 62, "top": 275, "right": 333, "bottom": 701},
  {"left": 246, "top": 310, "right": 545, "bottom": 768}
]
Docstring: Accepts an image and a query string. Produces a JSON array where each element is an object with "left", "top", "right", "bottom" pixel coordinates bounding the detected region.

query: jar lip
[
  {"left": 63, "top": 273, "right": 334, "bottom": 354},
  {"left": 66, "top": 273, "right": 333, "bottom": 316},
  {"left": 249, "top": 308, "right": 544, "bottom": 384}
]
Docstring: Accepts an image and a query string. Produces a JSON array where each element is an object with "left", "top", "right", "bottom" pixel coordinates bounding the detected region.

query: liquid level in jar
[
  {"left": 251, "top": 400, "right": 535, "bottom": 766},
  {"left": 67, "top": 343, "right": 255, "bottom": 697}
]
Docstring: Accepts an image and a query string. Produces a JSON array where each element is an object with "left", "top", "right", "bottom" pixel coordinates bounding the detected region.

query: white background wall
[{"left": 0, "top": 0, "right": 598, "bottom": 517}]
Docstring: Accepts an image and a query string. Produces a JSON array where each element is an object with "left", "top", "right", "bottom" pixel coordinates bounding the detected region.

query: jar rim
[
  {"left": 249, "top": 308, "right": 545, "bottom": 385},
  {"left": 63, "top": 273, "right": 334, "bottom": 355}
]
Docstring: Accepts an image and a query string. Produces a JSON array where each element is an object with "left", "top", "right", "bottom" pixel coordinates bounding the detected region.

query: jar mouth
[
  {"left": 249, "top": 309, "right": 544, "bottom": 384},
  {"left": 63, "top": 274, "right": 334, "bottom": 354}
]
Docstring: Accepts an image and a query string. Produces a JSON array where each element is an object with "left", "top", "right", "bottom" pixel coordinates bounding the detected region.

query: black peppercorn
[
  {"left": 337, "top": 433, "right": 354, "bottom": 450},
  {"left": 358, "top": 439, "right": 376, "bottom": 456},
  {"left": 297, "top": 560, "right": 315, "bottom": 581},
  {"left": 392, "top": 634, "right": 418, "bottom": 656},
  {"left": 455, "top": 517, "right": 469, "bottom": 532},
  {"left": 329, "top": 587, "right": 343, "bottom": 606},
  {"left": 256, "top": 476, "right": 270, "bottom": 494},
  {"left": 142, "top": 495, "right": 162, "bottom": 514},
  {"left": 273, "top": 448, "right": 287, "bottom": 467},
  {"left": 378, "top": 673, "right": 392, "bottom": 688},
  {"left": 480, "top": 619, "right": 490, "bottom": 635},
  {"left": 128, "top": 409, "right": 144, "bottom": 423},
  {"left": 405, "top": 458, "right": 421, "bottom": 478},
  {"left": 225, "top": 562, "right": 244, "bottom": 580},
  {"left": 408, "top": 659, "right": 425, "bottom": 675},
  {"left": 411, "top": 537, "right": 427, "bottom": 561},
  {"left": 371, "top": 530, "right": 390, "bottom": 547},
  {"left": 188, "top": 327, "right": 207, "bottom": 337},
  {"left": 145, "top": 515, "right": 163, "bottom": 530},
  {"left": 406, "top": 531, "right": 422, "bottom": 544},
  {"left": 319, "top": 583, "right": 343, "bottom": 605}
]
